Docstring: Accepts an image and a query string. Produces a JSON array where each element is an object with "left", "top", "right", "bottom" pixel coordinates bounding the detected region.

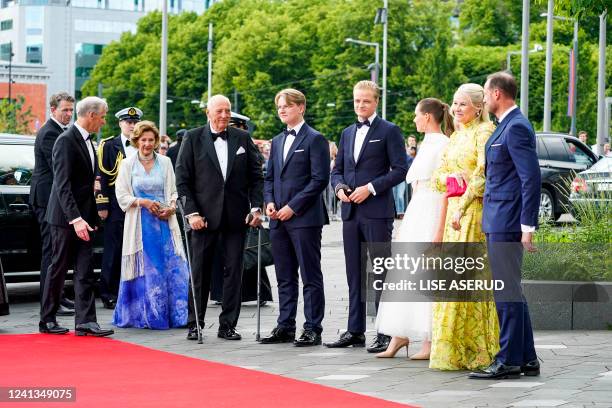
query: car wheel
[{"left": 539, "top": 188, "right": 555, "bottom": 222}]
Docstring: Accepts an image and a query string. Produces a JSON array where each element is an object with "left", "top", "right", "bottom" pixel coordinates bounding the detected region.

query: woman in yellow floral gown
[{"left": 429, "top": 83, "right": 500, "bottom": 370}]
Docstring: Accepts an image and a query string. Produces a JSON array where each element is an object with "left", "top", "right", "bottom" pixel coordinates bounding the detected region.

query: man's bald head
[{"left": 206, "top": 94, "right": 232, "bottom": 132}]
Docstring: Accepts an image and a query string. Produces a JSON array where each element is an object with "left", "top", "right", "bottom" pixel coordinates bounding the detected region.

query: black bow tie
[
  {"left": 356, "top": 119, "right": 371, "bottom": 129},
  {"left": 284, "top": 129, "right": 297, "bottom": 136},
  {"left": 212, "top": 130, "right": 228, "bottom": 141},
  {"left": 62, "top": 126, "right": 68, "bottom": 131},
  {"left": 125, "top": 139, "right": 131, "bottom": 148},
  {"left": 493, "top": 117, "right": 500, "bottom": 126}
]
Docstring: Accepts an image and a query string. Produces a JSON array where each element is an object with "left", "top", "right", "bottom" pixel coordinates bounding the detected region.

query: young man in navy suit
[
  {"left": 328, "top": 80, "right": 408, "bottom": 352},
  {"left": 470, "top": 72, "right": 541, "bottom": 379},
  {"left": 261, "top": 89, "right": 330, "bottom": 346}
]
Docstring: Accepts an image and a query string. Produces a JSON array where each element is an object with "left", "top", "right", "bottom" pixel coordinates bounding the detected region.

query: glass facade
[
  {"left": 0, "top": 19, "right": 12, "bottom": 30},
  {"left": 75, "top": 42, "right": 105, "bottom": 98},
  {"left": 74, "top": 19, "right": 136, "bottom": 33},
  {"left": 25, "top": 6, "right": 43, "bottom": 64},
  {"left": 0, "top": 42, "right": 11, "bottom": 61}
]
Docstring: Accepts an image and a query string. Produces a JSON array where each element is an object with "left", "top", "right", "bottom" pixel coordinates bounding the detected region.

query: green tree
[{"left": 0, "top": 96, "right": 35, "bottom": 134}]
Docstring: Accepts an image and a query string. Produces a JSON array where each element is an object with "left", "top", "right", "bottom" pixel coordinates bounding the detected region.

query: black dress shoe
[
  {"left": 294, "top": 330, "right": 321, "bottom": 347},
  {"left": 469, "top": 360, "right": 521, "bottom": 379},
  {"left": 39, "top": 321, "right": 69, "bottom": 335},
  {"left": 187, "top": 326, "right": 200, "bottom": 341},
  {"left": 218, "top": 327, "right": 241, "bottom": 340},
  {"left": 60, "top": 297, "right": 75, "bottom": 309},
  {"left": 260, "top": 327, "right": 295, "bottom": 344},
  {"left": 56, "top": 304, "right": 75, "bottom": 316},
  {"left": 367, "top": 334, "right": 391, "bottom": 353},
  {"left": 325, "top": 331, "right": 365, "bottom": 348},
  {"left": 75, "top": 322, "right": 114, "bottom": 337},
  {"left": 521, "top": 359, "right": 541, "bottom": 376},
  {"left": 102, "top": 298, "right": 116, "bottom": 310}
]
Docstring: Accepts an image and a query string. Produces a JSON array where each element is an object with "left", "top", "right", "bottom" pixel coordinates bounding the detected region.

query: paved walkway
[{"left": 2, "top": 221, "right": 611, "bottom": 408}]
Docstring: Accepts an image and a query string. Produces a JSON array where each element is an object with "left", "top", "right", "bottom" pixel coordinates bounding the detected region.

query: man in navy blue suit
[
  {"left": 261, "top": 89, "right": 330, "bottom": 347},
  {"left": 327, "top": 80, "right": 408, "bottom": 352},
  {"left": 470, "top": 72, "right": 541, "bottom": 379}
]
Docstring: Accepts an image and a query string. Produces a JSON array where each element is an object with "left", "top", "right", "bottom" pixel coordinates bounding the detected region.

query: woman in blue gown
[{"left": 113, "top": 120, "right": 189, "bottom": 329}]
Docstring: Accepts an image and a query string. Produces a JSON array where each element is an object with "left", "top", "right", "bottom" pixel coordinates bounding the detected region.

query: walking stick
[{"left": 177, "top": 198, "right": 203, "bottom": 344}]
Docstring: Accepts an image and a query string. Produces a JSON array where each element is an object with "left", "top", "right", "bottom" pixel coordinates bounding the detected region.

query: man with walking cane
[{"left": 176, "top": 94, "right": 264, "bottom": 342}]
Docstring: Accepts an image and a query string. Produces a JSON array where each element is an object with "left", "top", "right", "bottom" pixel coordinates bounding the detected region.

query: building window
[
  {"left": 0, "top": 42, "right": 12, "bottom": 61},
  {"left": 75, "top": 42, "right": 105, "bottom": 98},
  {"left": 26, "top": 44, "right": 42, "bottom": 63},
  {"left": 25, "top": 6, "right": 44, "bottom": 64},
  {"left": 1, "top": 19, "right": 12, "bottom": 31}
]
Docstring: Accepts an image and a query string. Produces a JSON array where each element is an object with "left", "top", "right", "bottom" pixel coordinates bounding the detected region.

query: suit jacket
[
  {"left": 264, "top": 123, "right": 330, "bottom": 229},
  {"left": 330, "top": 116, "right": 408, "bottom": 220},
  {"left": 167, "top": 141, "right": 181, "bottom": 169},
  {"left": 482, "top": 108, "right": 541, "bottom": 233},
  {"left": 46, "top": 126, "right": 100, "bottom": 228},
  {"left": 96, "top": 135, "right": 126, "bottom": 222},
  {"left": 29, "top": 119, "right": 65, "bottom": 208},
  {"left": 175, "top": 124, "right": 264, "bottom": 231}
]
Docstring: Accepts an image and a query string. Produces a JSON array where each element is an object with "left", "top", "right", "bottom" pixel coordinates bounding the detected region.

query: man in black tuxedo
[
  {"left": 167, "top": 129, "right": 185, "bottom": 169},
  {"left": 261, "top": 89, "right": 330, "bottom": 347},
  {"left": 30, "top": 92, "right": 76, "bottom": 316},
  {"left": 176, "top": 94, "right": 264, "bottom": 341},
  {"left": 39, "top": 96, "right": 113, "bottom": 337},
  {"left": 96, "top": 106, "right": 142, "bottom": 309},
  {"left": 328, "top": 81, "right": 408, "bottom": 352}
]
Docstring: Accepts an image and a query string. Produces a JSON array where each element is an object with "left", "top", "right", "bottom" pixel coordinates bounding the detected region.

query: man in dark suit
[
  {"left": 260, "top": 89, "right": 330, "bottom": 347},
  {"left": 167, "top": 129, "right": 185, "bottom": 169},
  {"left": 96, "top": 106, "right": 142, "bottom": 309},
  {"left": 39, "top": 96, "right": 113, "bottom": 337},
  {"left": 328, "top": 80, "right": 408, "bottom": 352},
  {"left": 470, "top": 72, "right": 541, "bottom": 379},
  {"left": 176, "top": 94, "right": 264, "bottom": 341},
  {"left": 29, "top": 92, "right": 76, "bottom": 316}
]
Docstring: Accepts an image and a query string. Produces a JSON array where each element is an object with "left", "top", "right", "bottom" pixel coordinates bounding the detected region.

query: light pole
[
  {"left": 543, "top": 0, "right": 554, "bottom": 132},
  {"left": 159, "top": 0, "right": 168, "bottom": 136},
  {"left": 374, "top": 1, "right": 388, "bottom": 119},
  {"left": 520, "top": 0, "right": 530, "bottom": 117},
  {"left": 506, "top": 44, "right": 543, "bottom": 73},
  {"left": 596, "top": 10, "right": 607, "bottom": 155},
  {"left": 345, "top": 38, "right": 380, "bottom": 84},
  {"left": 207, "top": 22, "right": 213, "bottom": 102},
  {"left": 541, "top": 13, "right": 579, "bottom": 136}
]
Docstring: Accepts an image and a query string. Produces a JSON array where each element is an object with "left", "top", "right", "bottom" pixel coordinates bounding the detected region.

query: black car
[
  {"left": 536, "top": 132, "right": 600, "bottom": 221},
  {"left": 0, "top": 133, "right": 104, "bottom": 283}
]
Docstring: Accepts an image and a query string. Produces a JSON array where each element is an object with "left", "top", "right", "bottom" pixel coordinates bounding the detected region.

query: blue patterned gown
[{"left": 112, "top": 159, "right": 189, "bottom": 329}]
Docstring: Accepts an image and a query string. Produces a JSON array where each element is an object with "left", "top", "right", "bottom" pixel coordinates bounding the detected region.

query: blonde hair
[
  {"left": 329, "top": 141, "right": 338, "bottom": 160},
  {"left": 353, "top": 80, "right": 380, "bottom": 101},
  {"left": 275, "top": 88, "right": 306, "bottom": 107},
  {"left": 131, "top": 120, "right": 160, "bottom": 149},
  {"left": 452, "top": 83, "right": 490, "bottom": 124}
]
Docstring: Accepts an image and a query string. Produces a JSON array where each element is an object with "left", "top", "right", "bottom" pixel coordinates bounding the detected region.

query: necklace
[{"left": 138, "top": 153, "right": 154, "bottom": 162}]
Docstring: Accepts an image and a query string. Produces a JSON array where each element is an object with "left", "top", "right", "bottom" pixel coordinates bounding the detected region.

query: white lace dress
[{"left": 375, "top": 132, "right": 449, "bottom": 340}]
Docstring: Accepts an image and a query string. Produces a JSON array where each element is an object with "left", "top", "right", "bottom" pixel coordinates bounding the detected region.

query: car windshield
[
  {"left": 0, "top": 143, "right": 34, "bottom": 185},
  {"left": 588, "top": 157, "right": 612, "bottom": 173}
]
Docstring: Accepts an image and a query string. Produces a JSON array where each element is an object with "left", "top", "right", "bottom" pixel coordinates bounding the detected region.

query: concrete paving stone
[
  {"left": 568, "top": 390, "right": 612, "bottom": 403},
  {"left": 510, "top": 400, "right": 568, "bottom": 407},
  {"left": 489, "top": 382, "right": 545, "bottom": 388}
]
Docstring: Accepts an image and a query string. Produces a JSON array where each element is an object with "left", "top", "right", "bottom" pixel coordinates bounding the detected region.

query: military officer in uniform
[{"left": 96, "top": 107, "right": 142, "bottom": 309}]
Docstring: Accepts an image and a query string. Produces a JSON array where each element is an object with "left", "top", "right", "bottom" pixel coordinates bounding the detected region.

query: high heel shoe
[
  {"left": 409, "top": 352, "right": 430, "bottom": 360},
  {"left": 376, "top": 337, "right": 409, "bottom": 358}
]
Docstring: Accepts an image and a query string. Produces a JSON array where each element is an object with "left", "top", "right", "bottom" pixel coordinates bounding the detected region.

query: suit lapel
[
  {"left": 72, "top": 127, "right": 94, "bottom": 177},
  {"left": 281, "top": 124, "right": 308, "bottom": 173},
  {"left": 225, "top": 127, "right": 239, "bottom": 180},
  {"left": 201, "top": 125, "right": 224, "bottom": 177},
  {"left": 116, "top": 135, "right": 126, "bottom": 156},
  {"left": 486, "top": 108, "right": 520, "bottom": 152},
  {"left": 276, "top": 132, "right": 286, "bottom": 174},
  {"left": 347, "top": 124, "right": 358, "bottom": 167},
  {"left": 356, "top": 116, "right": 380, "bottom": 164}
]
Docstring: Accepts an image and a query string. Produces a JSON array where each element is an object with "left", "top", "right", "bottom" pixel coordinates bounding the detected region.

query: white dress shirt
[
  {"left": 494, "top": 105, "right": 534, "bottom": 233},
  {"left": 283, "top": 120, "right": 304, "bottom": 161},
  {"left": 353, "top": 113, "right": 378, "bottom": 196},
  {"left": 120, "top": 134, "right": 137, "bottom": 158},
  {"left": 51, "top": 117, "right": 69, "bottom": 132},
  {"left": 211, "top": 125, "right": 229, "bottom": 181}
]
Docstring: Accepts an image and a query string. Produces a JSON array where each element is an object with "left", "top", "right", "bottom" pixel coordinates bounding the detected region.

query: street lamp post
[
  {"left": 159, "top": 0, "right": 168, "bottom": 136},
  {"left": 543, "top": 0, "right": 554, "bottom": 132},
  {"left": 507, "top": 45, "right": 543, "bottom": 73},
  {"left": 344, "top": 38, "right": 380, "bottom": 84},
  {"left": 207, "top": 22, "right": 213, "bottom": 102},
  {"left": 520, "top": 0, "right": 530, "bottom": 117},
  {"left": 596, "top": 10, "right": 607, "bottom": 155},
  {"left": 374, "top": 1, "right": 388, "bottom": 119}
]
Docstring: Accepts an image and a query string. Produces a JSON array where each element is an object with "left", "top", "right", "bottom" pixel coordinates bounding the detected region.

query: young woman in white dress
[{"left": 375, "top": 98, "right": 454, "bottom": 359}]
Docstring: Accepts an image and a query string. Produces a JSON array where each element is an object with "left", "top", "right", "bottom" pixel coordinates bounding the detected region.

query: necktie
[
  {"left": 212, "top": 130, "right": 228, "bottom": 141},
  {"left": 62, "top": 127, "right": 68, "bottom": 131},
  {"left": 356, "top": 119, "right": 371, "bottom": 129},
  {"left": 284, "top": 129, "right": 297, "bottom": 136}
]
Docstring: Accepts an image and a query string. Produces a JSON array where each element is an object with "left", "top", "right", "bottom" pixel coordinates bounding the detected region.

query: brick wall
[{"left": 0, "top": 82, "right": 47, "bottom": 135}]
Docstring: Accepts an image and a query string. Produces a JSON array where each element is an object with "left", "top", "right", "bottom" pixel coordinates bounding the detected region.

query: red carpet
[{"left": 0, "top": 334, "right": 414, "bottom": 407}]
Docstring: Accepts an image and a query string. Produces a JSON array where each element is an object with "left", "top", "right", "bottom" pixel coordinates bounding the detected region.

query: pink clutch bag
[{"left": 446, "top": 177, "right": 467, "bottom": 197}]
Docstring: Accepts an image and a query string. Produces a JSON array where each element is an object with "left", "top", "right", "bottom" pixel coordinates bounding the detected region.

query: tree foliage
[{"left": 0, "top": 96, "right": 35, "bottom": 135}]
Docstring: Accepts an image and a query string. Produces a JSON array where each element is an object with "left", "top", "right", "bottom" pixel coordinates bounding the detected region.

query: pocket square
[
  {"left": 490, "top": 143, "right": 502, "bottom": 147},
  {"left": 236, "top": 146, "right": 246, "bottom": 155},
  {"left": 369, "top": 139, "right": 381, "bottom": 143},
  {"left": 294, "top": 149, "right": 305, "bottom": 153}
]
